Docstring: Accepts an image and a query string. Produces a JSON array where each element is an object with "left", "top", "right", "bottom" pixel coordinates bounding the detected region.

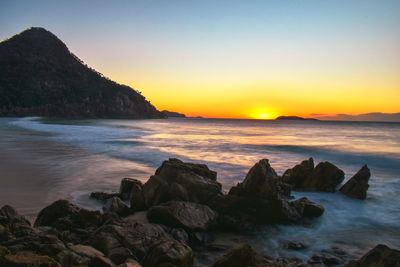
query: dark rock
[
  {"left": 142, "top": 158, "right": 221, "bottom": 207},
  {"left": 147, "top": 201, "right": 218, "bottom": 231},
  {"left": 0, "top": 251, "right": 61, "bottom": 267},
  {"left": 0, "top": 27, "right": 163, "bottom": 119},
  {"left": 142, "top": 240, "right": 193, "bottom": 267},
  {"left": 283, "top": 160, "right": 345, "bottom": 192},
  {"left": 228, "top": 159, "right": 289, "bottom": 199},
  {"left": 34, "top": 200, "right": 103, "bottom": 231},
  {"left": 291, "top": 197, "right": 325, "bottom": 217},
  {"left": 282, "top": 158, "right": 314, "bottom": 188},
  {"left": 162, "top": 110, "right": 187, "bottom": 118},
  {"left": 309, "top": 253, "right": 342, "bottom": 265},
  {"left": 90, "top": 192, "right": 120, "bottom": 203},
  {"left": 0, "top": 205, "right": 33, "bottom": 239},
  {"left": 103, "top": 197, "right": 131, "bottom": 217},
  {"left": 346, "top": 244, "right": 400, "bottom": 267},
  {"left": 90, "top": 217, "right": 174, "bottom": 263},
  {"left": 210, "top": 244, "right": 279, "bottom": 267},
  {"left": 129, "top": 181, "right": 146, "bottom": 212},
  {"left": 340, "top": 165, "right": 371, "bottom": 200},
  {"left": 286, "top": 241, "right": 308, "bottom": 250},
  {"left": 120, "top": 178, "right": 143, "bottom": 201}
]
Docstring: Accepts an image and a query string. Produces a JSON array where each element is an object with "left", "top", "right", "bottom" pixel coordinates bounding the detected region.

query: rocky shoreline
[{"left": 1, "top": 158, "right": 399, "bottom": 267}]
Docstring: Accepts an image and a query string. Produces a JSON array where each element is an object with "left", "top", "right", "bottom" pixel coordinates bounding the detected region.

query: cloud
[{"left": 314, "top": 112, "right": 400, "bottom": 122}]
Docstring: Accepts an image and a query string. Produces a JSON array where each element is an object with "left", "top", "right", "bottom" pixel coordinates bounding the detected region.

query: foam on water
[{"left": 8, "top": 117, "right": 400, "bottom": 261}]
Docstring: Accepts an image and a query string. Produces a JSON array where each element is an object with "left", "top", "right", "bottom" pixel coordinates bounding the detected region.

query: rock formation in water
[
  {"left": 275, "top": 115, "right": 319, "bottom": 121},
  {"left": 0, "top": 27, "right": 163, "bottom": 118},
  {"left": 161, "top": 110, "right": 186, "bottom": 118},
  {"left": 340, "top": 165, "right": 371, "bottom": 199}
]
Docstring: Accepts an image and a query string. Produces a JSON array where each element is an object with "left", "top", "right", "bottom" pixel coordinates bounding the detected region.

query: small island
[{"left": 275, "top": 115, "right": 319, "bottom": 121}]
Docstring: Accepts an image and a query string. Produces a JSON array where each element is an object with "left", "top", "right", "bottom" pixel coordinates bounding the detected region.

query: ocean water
[{"left": 1, "top": 117, "right": 400, "bottom": 263}]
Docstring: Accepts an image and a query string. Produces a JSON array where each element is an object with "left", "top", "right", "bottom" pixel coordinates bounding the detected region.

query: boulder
[
  {"left": 0, "top": 205, "right": 33, "bottom": 239},
  {"left": 129, "top": 181, "right": 146, "bottom": 211},
  {"left": 90, "top": 192, "right": 120, "bottom": 203},
  {"left": 340, "top": 165, "right": 371, "bottom": 200},
  {"left": 147, "top": 201, "right": 218, "bottom": 231},
  {"left": 291, "top": 197, "right": 325, "bottom": 217},
  {"left": 34, "top": 200, "right": 103, "bottom": 231},
  {"left": 103, "top": 197, "right": 131, "bottom": 216},
  {"left": 142, "top": 158, "right": 222, "bottom": 207},
  {"left": 90, "top": 217, "right": 174, "bottom": 263},
  {"left": 210, "top": 244, "right": 279, "bottom": 267},
  {"left": 0, "top": 251, "right": 61, "bottom": 267},
  {"left": 282, "top": 158, "right": 314, "bottom": 187},
  {"left": 283, "top": 160, "right": 345, "bottom": 192},
  {"left": 142, "top": 240, "right": 193, "bottom": 267},
  {"left": 120, "top": 178, "right": 143, "bottom": 201},
  {"left": 228, "top": 159, "right": 289, "bottom": 199},
  {"left": 346, "top": 244, "right": 400, "bottom": 267}
]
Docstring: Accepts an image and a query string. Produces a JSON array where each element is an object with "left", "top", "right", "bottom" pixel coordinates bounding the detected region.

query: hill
[{"left": 0, "top": 27, "right": 163, "bottom": 118}]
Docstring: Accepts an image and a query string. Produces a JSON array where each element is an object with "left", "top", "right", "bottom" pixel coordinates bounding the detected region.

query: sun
[
  {"left": 257, "top": 113, "right": 270, "bottom": 120},
  {"left": 249, "top": 108, "right": 278, "bottom": 120}
]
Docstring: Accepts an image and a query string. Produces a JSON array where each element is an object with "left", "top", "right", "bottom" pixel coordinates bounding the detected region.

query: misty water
[{"left": 1, "top": 117, "right": 399, "bottom": 264}]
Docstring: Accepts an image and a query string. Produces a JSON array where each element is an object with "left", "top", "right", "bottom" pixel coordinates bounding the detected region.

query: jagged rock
[
  {"left": 210, "top": 244, "right": 279, "bottom": 267},
  {"left": 142, "top": 158, "right": 222, "bottom": 207},
  {"left": 282, "top": 160, "right": 345, "bottom": 192},
  {"left": 129, "top": 181, "right": 146, "bottom": 212},
  {"left": 228, "top": 159, "right": 289, "bottom": 199},
  {"left": 0, "top": 251, "right": 61, "bottom": 267},
  {"left": 346, "top": 244, "right": 400, "bottom": 267},
  {"left": 120, "top": 178, "right": 143, "bottom": 201},
  {"left": 142, "top": 240, "right": 193, "bottom": 267},
  {"left": 90, "top": 192, "right": 120, "bottom": 203},
  {"left": 103, "top": 197, "right": 131, "bottom": 216},
  {"left": 0, "top": 27, "right": 163, "bottom": 119},
  {"left": 291, "top": 197, "right": 325, "bottom": 217},
  {"left": 282, "top": 158, "right": 314, "bottom": 187},
  {"left": 147, "top": 201, "right": 218, "bottom": 231},
  {"left": 0, "top": 205, "right": 33, "bottom": 239},
  {"left": 90, "top": 217, "right": 174, "bottom": 263},
  {"left": 340, "top": 165, "right": 371, "bottom": 200},
  {"left": 34, "top": 200, "right": 103, "bottom": 231}
]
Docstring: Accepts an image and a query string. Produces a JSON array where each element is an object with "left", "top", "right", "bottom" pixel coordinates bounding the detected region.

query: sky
[{"left": 1, "top": 0, "right": 399, "bottom": 119}]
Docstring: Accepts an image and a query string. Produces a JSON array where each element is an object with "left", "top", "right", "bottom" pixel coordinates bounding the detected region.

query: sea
[{"left": 0, "top": 117, "right": 399, "bottom": 264}]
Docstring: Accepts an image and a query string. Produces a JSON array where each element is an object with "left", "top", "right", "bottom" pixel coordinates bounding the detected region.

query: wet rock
[
  {"left": 0, "top": 205, "right": 33, "bottom": 240},
  {"left": 103, "top": 197, "right": 131, "bottom": 216},
  {"left": 286, "top": 241, "right": 308, "bottom": 250},
  {"left": 129, "top": 181, "right": 146, "bottom": 212},
  {"left": 291, "top": 197, "right": 325, "bottom": 217},
  {"left": 120, "top": 178, "right": 143, "bottom": 201},
  {"left": 118, "top": 258, "right": 142, "bottom": 267},
  {"left": 90, "top": 217, "right": 174, "bottom": 263},
  {"left": 346, "top": 244, "right": 400, "bottom": 267},
  {"left": 210, "top": 244, "right": 279, "bottom": 267},
  {"left": 34, "top": 200, "right": 103, "bottom": 231},
  {"left": 228, "top": 159, "right": 289, "bottom": 199},
  {"left": 309, "top": 253, "right": 342, "bottom": 265},
  {"left": 147, "top": 201, "right": 218, "bottom": 231},
  {"left": 142, "top": 240, "right": 193, "bottom": 267},
  {"left": 340, "top": 165, "right": 371, "bottom": 200},
  {"left": 142, "top": 158, "right": 222, "bottom": 207},
  {"left": 0, "top": 251, "right": 61, "bottom": 267},
  {"left": 283, "top": 160, "right": 345, "bottom": 192},
  {"left": 282, "top": 158, "right": 315, "bottom": 188},
  {"left": 90, "top": 192, "right": 120, "bottom": 203}
]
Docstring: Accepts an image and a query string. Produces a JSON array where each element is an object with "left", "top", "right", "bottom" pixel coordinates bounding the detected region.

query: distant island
[
  {"left": 161, "top": 110, "right": 186, "bottom": 118},
  {"left": 0, "top": 27, "right": 163, "bottom": 119},
  {"left": 275, "top": 116, "right": 319, "bottom": 121}
]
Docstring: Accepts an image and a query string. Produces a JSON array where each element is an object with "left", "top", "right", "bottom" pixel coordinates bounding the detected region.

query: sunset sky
[{"left": 1, "top": 0, "right": 399, "bottom": 119}]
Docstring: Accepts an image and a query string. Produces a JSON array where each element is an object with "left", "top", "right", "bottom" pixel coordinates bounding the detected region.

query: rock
[
  {"left": 286, "top": 241, "right": 308, "bottom": 250},
  {"left": 210, "top": 244, "right": 279, "bottom": 267},
  {"left": 283, "top": 160, "right": 345, "bottom": 192},
  {"left": 309, "top": 253, "right": 342, "bottom": 265},
  {"left": 282, "top": 158, "right": 314, "bottom": 187},
  {"left": 55, "top": 244, "right": 116, "bottom": 267},
  {"left": 120, "top": 178, "right": 143, "bottom": 201},
  {"left": 118, "top": 258, "right": 142, "bottom": 267},
  {"left": 228, "top": 159, "right": 289, "bottom": 199},
  {"left": 0, "top": 205, "right": 33, "bottom": 239},
  {"left": 90, "top": 192, "right": 120, "bottom": 203},
  {"left": 291, "top": 197, "right": 325, "bottom": 217},
  {"left": 147, "top": 201, "right": 218, "bottom": 231},
  {"left": 103, "top": 197, "right": 131, "bottom": 216},
  {"left": 91, "top": 217, "right": 174, "bottom": 263},
  {"left": 129, "top": 181, "right": 146, "bottom": 212},
  {"left": 340, "top": 165, "right": 371, "bottom": 200},
  {"left": 0, "top": 251, "right": 61, "bottom": 267},
  {"left": 346, "top": 244, "right": 400, "bottom": 267},
  {"left": 142, "top": 158, "right": 222, "bottom": 207},
  {"left": 34, "top": 200, "right": 103, "bottom": 231},
  {"left": 142, "top": 240, "right": 193, "bottom": 267}
]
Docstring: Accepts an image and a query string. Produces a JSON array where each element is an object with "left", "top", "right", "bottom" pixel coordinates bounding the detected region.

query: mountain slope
[{"left": 0, "top": 27, "right": 163, "bottom": 118}]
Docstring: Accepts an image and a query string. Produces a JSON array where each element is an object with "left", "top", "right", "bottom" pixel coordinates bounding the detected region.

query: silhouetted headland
[
  {"left": 0, "top": 27, "right": 163, "bottom": 118},
  {"left": 276, "top": 115, "right": 319, "bottom": 121}
]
